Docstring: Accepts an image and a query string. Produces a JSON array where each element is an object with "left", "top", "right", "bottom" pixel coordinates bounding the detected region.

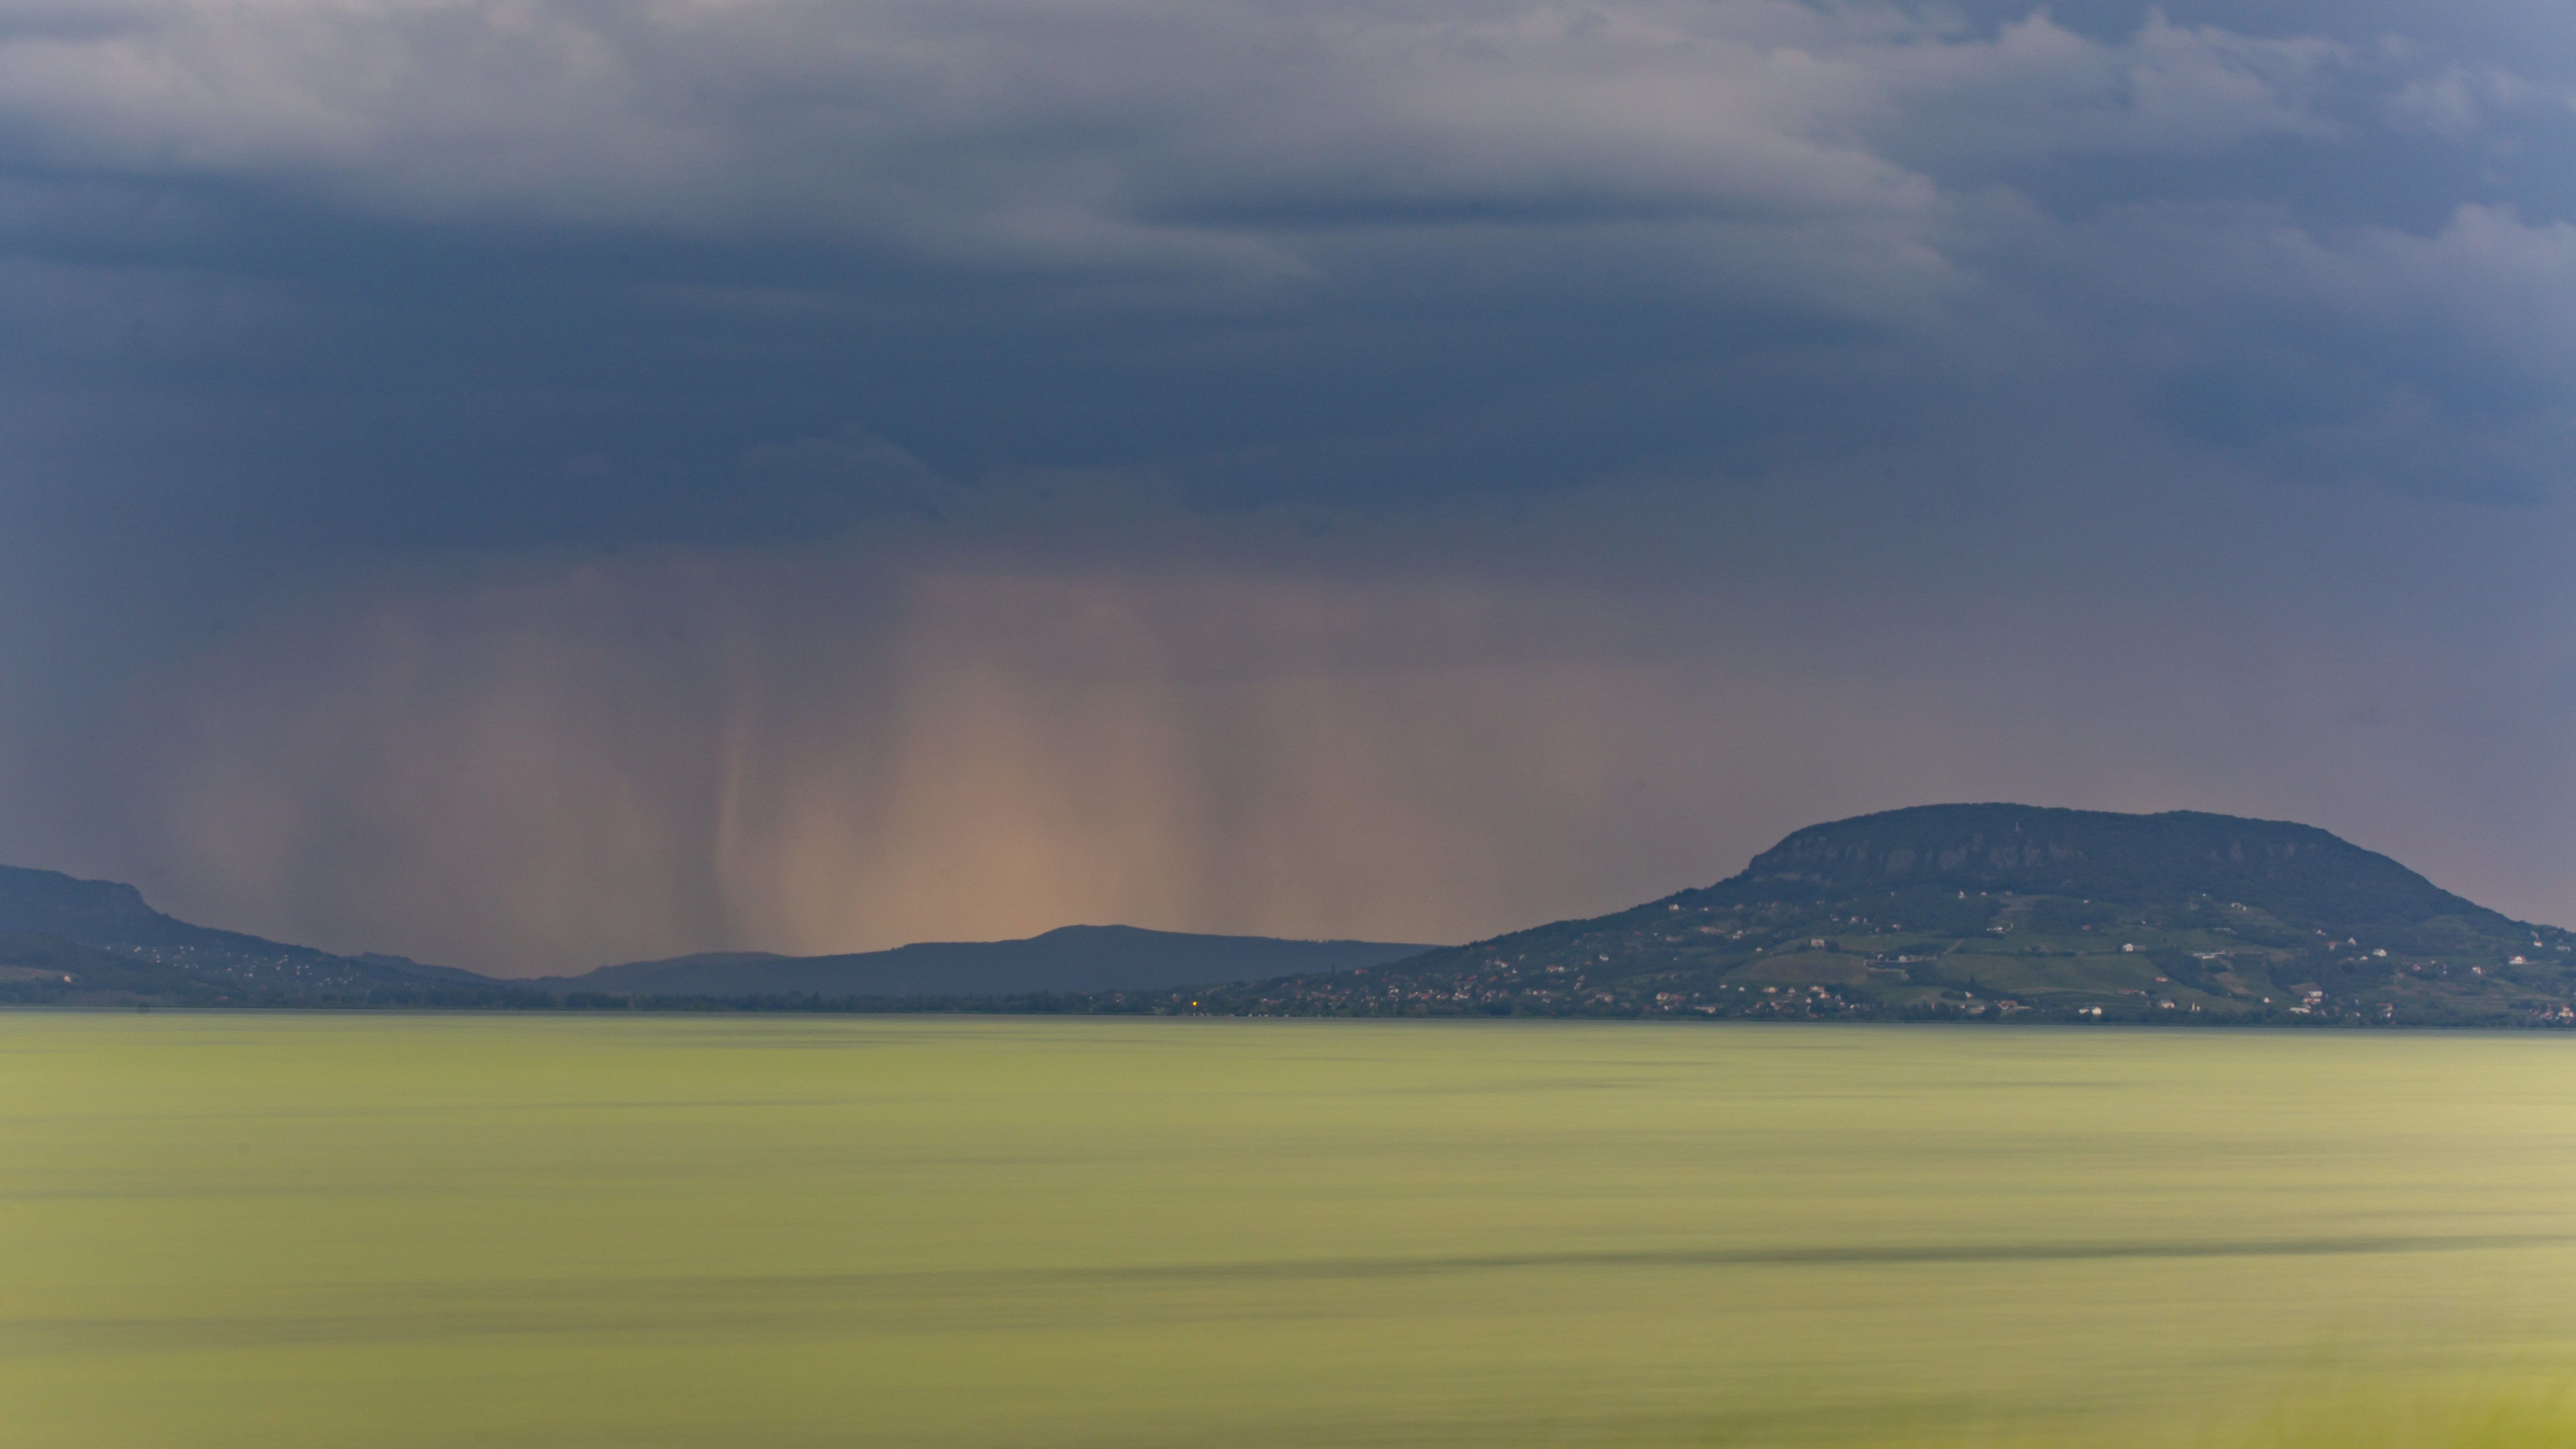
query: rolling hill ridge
[
  {"left": 6, "top": 805, "right": 2571, "bottom": 1025},
  {"left": 0, "top": 865, "right": 511, "bottom": 1006},
  {"left": 529, "top": 927, "right": 1432, "bottom": 1000},
  {"left": 0, "top": 864, "right": 1428, "bottom": 1007}
]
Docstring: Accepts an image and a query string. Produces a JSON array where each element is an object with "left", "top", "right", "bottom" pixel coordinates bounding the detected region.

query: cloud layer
[{"left": 1, "top": 0, "right": 2571, "bottom": 968}]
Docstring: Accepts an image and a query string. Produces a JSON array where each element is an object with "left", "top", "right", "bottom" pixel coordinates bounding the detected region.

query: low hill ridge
[
  {"left": 0, "top": 862, "right": 1431, "bottom": 1006},
  {"left": 8, "top": 805, "right": 2572, "bottom": 1025},
  {"left": 0, "top": 865, "right": 499, "bottom": 1004},
  {"left": 534, "top": 924, "right": 1434, "bottom": 1000}
]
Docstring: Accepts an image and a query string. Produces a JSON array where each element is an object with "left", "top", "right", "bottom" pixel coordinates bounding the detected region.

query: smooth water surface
[{"left": 7, "top": 1014, "right": 2576, "bottom": 1447}]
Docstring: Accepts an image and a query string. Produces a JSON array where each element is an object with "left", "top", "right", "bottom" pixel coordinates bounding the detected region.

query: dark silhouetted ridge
[
  {"left": 1735, "top": 805, "right": 2499, "bottom": 930},
  {"left": 0, "top": 864, "right": 509, "bottom": 1002},
  {"left": 535, "top": 924, "right": 1435, "bottom": 1000},
  {"left": 1159, "top": 804, "right": 2572, "bottom": 1026}
]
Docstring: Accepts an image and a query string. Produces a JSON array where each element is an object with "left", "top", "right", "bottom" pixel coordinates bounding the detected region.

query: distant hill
[
  {"left": 10, "top": 807, "right": 2573, "bottom": 1026},
  {"left": 531, "top": 926, "right": 1435, "bottom": 1001},
  {"left": 1157, "top": 805, "right": 2576, "bottom": 1027},
  {"left": 0, "top": 865, "right": 516, "bottom": 1005},
  {"left": 0, "top": 862, "right": 1432, "bottom": 1007},
  {"left": 1738, "top": 805, "right": 2502, "bottom": 930}
]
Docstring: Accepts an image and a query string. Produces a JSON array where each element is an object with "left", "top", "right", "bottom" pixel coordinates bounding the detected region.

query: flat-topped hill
[
  {"left": 1172, "top": 805, "right": 2575, "bottom": 1026},
  {"left": 1738, "top": 805, "right": 2501, "bottom": 930}
]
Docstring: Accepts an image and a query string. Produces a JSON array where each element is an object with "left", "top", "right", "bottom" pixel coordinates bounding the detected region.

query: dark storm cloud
[
  {"left": 5, "top": 0, "right": 2569, "bottom": 526},
  {"left": 0, "top": 0, "right": 2570, "bottom": 967}
]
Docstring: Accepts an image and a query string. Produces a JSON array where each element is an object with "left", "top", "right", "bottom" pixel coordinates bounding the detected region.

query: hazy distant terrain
[
  {"left": 0, "top": 865, "right": 1427, "bottom": 1007},
  {"left": 528, "top": 927, "right": 1433, "bottom": 999}
]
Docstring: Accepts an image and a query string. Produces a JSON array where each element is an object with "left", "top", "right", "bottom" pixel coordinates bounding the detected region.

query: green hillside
[{"left": 1164, "top": 806, "right": 2576, "bottom": 1026}]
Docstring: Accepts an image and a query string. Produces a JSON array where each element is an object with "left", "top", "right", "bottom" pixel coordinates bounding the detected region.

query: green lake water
[{"left": 7, "top": 1013, "right": 2576, "bottom": 1448}]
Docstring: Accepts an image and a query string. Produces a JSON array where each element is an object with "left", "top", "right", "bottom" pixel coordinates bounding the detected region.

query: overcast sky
[{"left": 1, "top": 0, "right": 2571, "bottom": 973}]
